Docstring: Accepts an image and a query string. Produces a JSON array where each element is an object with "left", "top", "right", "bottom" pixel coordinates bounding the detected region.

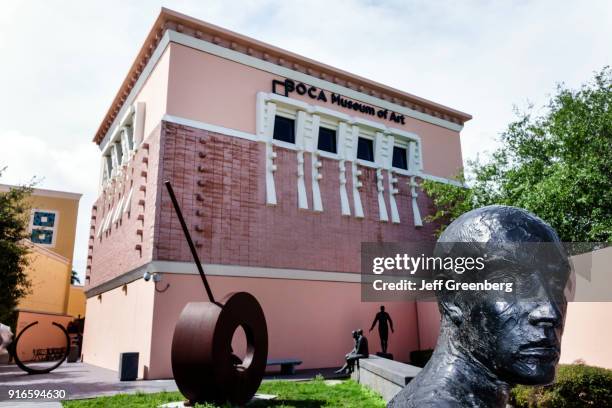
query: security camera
[
  {"left": 143, "top": 271, "right": 152, "bottom": 281},
  {"left": 153, "top": 273, "right": 162, "bottom": 283}
]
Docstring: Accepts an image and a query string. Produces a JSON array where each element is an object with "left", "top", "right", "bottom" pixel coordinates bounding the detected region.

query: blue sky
[{"left": 0, "top": 0, "right": 610, "bottom": 281}]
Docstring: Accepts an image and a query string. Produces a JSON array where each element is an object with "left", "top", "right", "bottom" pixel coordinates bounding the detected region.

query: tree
[
  {"left": 71, "top": 270, "right": 81, "bottom": 285},
  {"left": 0, "top": 168, "right": 33, "bottom": 330},
  {"left": 423, "top": 67, "right": 612, "bottom": 242}
]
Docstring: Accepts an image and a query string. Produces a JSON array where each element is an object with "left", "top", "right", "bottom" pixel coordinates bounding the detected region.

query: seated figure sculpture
[
  {"left": 389, "top": 205, "right": 570, "bottom": 407},
  {"left": 336, "top": 329, "right": 369, "bottom": 375}
]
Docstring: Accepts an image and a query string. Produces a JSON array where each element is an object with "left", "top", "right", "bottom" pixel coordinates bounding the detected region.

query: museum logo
[{"left": 272, "top": 79, "right": 406, "bottom": 124}]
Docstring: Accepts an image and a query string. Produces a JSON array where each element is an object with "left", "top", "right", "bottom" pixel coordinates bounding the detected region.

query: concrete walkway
[
  {"left": 0, "top": 362, "right": 344, "bottom": 406},
  {"left": 0, "top": 362, "right": 178, "bottom": 405}
]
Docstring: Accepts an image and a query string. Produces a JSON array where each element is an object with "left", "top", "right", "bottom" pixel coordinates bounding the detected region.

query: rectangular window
[
  {"left": 29, "top": 210, "right": 58, "bottom": 247},
  {"left": 317, "top": 127, "right": 337, "bottom": 153},
  {"left": 31, "top": 229, "right": 54, "bottom": 245},
  {"left": 357, "top": 137, "right": 374, "bottom": 161},
  {"left": 273, "top": 116, "right": 295, "bottom": 144},
  {"left": 392, "top": 146, "right": 408, "bottom": 169},
  {"left": 33, "top": 211, "right": 56, "bottom": 228}
]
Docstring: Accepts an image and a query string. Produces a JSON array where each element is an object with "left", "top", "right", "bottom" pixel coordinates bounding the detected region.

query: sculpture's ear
[{"left": 441, "top": 301, "right": 464, "bottom": 326}]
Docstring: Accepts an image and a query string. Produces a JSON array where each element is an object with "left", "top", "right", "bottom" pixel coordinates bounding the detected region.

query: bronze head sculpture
[{"left": 389, "top": 205, "right": 570, "bottom": 407}]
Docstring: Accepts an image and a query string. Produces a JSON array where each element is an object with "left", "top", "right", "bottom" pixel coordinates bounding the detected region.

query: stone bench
[
  {"left": 266, "top": 358, "right": 302, "bottom": 375},
  {"left": 351, "top": 355, "right": 421, "bottom": 402}
]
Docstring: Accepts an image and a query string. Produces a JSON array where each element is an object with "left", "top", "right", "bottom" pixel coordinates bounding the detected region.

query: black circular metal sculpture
[
  {"left": 11, "top": 321, "right": 70, "bottom": 375},
  {"left": 164, "top": 181, "right": 268, "bottom": 406}
]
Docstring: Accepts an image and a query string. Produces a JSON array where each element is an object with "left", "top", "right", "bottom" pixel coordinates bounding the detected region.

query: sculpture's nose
[{"left": 528, "top": 301, "right": 563, "bottom": 328}]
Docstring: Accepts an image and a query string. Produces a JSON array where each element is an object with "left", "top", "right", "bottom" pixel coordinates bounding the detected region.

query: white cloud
[{"left": 1, "top": 0, "right": 610, "bottom": 282}]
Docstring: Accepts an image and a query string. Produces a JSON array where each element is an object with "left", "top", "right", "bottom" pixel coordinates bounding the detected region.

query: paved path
[
  {"left": 0, "top": 362, "right": 343, "bottom": 406},
  {"left": 0, "top": 362, "right": 178, "bottom": 405}
]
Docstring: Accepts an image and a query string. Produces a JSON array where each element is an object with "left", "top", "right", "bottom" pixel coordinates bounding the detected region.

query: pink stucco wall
[
  {"left": 82, "top": 279, "right": 155, "bottom": 378},
  {"left": 166, "top": 43, "right": 463, "bottom": 180},
  {"left": 147, "top": 273, "right": 420, "bottom": 379}
]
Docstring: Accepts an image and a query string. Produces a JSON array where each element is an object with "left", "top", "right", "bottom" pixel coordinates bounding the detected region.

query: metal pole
[{"left": 164, "top": 181, "right": 215, "bottom": 303}]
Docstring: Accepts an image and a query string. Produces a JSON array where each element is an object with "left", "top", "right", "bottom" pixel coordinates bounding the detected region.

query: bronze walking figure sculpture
[
  {"left": 388, "top": 205, "right": 570, "bottom": 407},
  {"left": 370, "top": 305, "right": 394, "bottom": 355}
]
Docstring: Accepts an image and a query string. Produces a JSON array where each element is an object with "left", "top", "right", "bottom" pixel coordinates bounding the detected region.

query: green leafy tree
[
  {"left": 71, "top": 270, "right": 81, "bottom": 285},
  {"left": 423, "top": 67, "right": 612, "bottom": 242},
  {"left": 0, "top": 168, "right": 33, "bottom": 330}
]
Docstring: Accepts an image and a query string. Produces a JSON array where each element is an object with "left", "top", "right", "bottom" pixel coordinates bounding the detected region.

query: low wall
[{"left": 352, "top": 355, "right": 421, "bottom": 402}]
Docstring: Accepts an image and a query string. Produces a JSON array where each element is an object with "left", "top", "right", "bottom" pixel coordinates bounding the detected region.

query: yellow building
[{"left": 0, "top": 184, "right": 84, "bottom": 361}]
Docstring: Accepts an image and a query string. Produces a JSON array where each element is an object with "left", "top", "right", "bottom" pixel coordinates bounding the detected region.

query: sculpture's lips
[{"left": 518, "top": 346, "right": 560, "bottom": 360}]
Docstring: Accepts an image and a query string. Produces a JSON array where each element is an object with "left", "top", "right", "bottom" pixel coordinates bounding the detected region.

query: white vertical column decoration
[
  {"left": 385, "top": 135, "right": 400, "bottom": 223},
  {"left": 337, "top": 122, "right": 351, "bottom": 216},
  {"left": 347, "top": 125, "right": 364, "bottom": 218},
  {"left": 309, "top": 114, "right": 323, "bottom": 212},
  {"left": 120, "top": 128, "right": 131, "bottom": 164},
  {"left": 408, "top": 141, "right": 423, "bottom": 227},
  {"left": 257, "top": 99, "right": 278, "bottom": 205},
  {"left": 295, "top": 111, "right": 309, "bottom": 209},
  {"left": 110, "top": 144, "right": 119, "bottom": 178},
  {"left": 133, "top": 102, "right": 146, "bottom": 147},
  {"left": 374, "top": 132, "right": 389, "bottom": 222}
]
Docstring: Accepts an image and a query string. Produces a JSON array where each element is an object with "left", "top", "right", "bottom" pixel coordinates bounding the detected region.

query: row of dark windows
[{"left": 272, "top": 116, "right": 409, "bottom": 169}]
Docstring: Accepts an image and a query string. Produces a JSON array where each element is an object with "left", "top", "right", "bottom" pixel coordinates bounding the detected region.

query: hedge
[{"left": 510, "top": 364, "right": 612, "bottom": 407}]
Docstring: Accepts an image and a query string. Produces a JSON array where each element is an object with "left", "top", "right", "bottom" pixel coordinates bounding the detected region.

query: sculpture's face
[{"left": 456, "top": 244, "right": 569, "bottom": 385}]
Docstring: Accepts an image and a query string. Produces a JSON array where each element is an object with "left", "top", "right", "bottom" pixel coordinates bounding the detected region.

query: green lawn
[{"left": 61, "top": 378, "right": 386, "bottom": 408}]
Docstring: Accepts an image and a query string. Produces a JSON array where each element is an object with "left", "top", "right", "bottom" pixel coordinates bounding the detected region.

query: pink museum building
[{"left": 82, "top": 8, "right": 472, "bottom": 379}]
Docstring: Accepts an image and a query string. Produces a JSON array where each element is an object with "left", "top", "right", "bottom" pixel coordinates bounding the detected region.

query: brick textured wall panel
[
  {"left": 157, "top": 122, "right": 439, "bottom": 273},
  {"left": 86, "top": 126, "right": 162, "bottom": 288}
]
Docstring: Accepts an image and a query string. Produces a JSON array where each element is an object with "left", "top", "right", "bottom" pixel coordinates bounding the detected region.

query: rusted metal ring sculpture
[
  {"left": 10, "top": 321, "right": 70, "bottom": 375},
  {"left": 165, "top": 181, "right": 269, "bottom": 405},
  {"left": 172, "top": 292, "right": 268, "bottom": 405}
]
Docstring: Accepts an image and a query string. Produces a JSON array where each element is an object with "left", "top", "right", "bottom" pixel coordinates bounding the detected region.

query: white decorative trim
[
  {"left": 348, "top": 125, "right": 365, "bottom": 218},
  {"left": 259, "top": 100, "right": 278, "bottom": 205},
  {"left": 133, "top": 102, "right": 146, "bottom": 147},
  {"left": 112, "top": 195, "right": 125, "bottom": 224},
  {"left": 310, "top": 115, "right": 323, "bottom": 212},
  {"left": 295, "top": 110, "right": 309, "bottom": 210},
  {"left": 147, "top": 261, "right": 362, "bottom": 283},
  {"left": 170, "top": 113, "right": 260, "bottom": 142},
  {"left": 337, "top": 122, "right": 351, "bottom": 216},
  {"left": 376, "top": 168, "right": 389, "bottom": 222},
  {"left": 123, "top": 187, "right": 134, "bottom": 215},
  {"left": 388, "top": 169, "right": 401, "bottom": 224},
  {"left": 410, "top": 176, "right": 423, "bottom": 227}
]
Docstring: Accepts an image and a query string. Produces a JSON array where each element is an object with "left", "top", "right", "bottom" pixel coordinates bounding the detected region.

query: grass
[{"left": 61, "top": 378, "right": 386, "bottom": 408}]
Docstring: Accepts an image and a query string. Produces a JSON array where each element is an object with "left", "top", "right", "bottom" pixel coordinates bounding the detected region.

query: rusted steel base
[{"left": 171, "top": 291, "right": 268, "bottom": 405}]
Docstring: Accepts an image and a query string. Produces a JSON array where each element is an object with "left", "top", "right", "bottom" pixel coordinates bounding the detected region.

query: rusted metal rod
[{"left": 164, "top": 181, "right": 215, "bottom": 303}]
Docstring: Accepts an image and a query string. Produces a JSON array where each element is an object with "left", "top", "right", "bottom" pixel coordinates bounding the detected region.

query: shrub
[{"left": 510, "top": 364, "right": 612, "bottom": 407}]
